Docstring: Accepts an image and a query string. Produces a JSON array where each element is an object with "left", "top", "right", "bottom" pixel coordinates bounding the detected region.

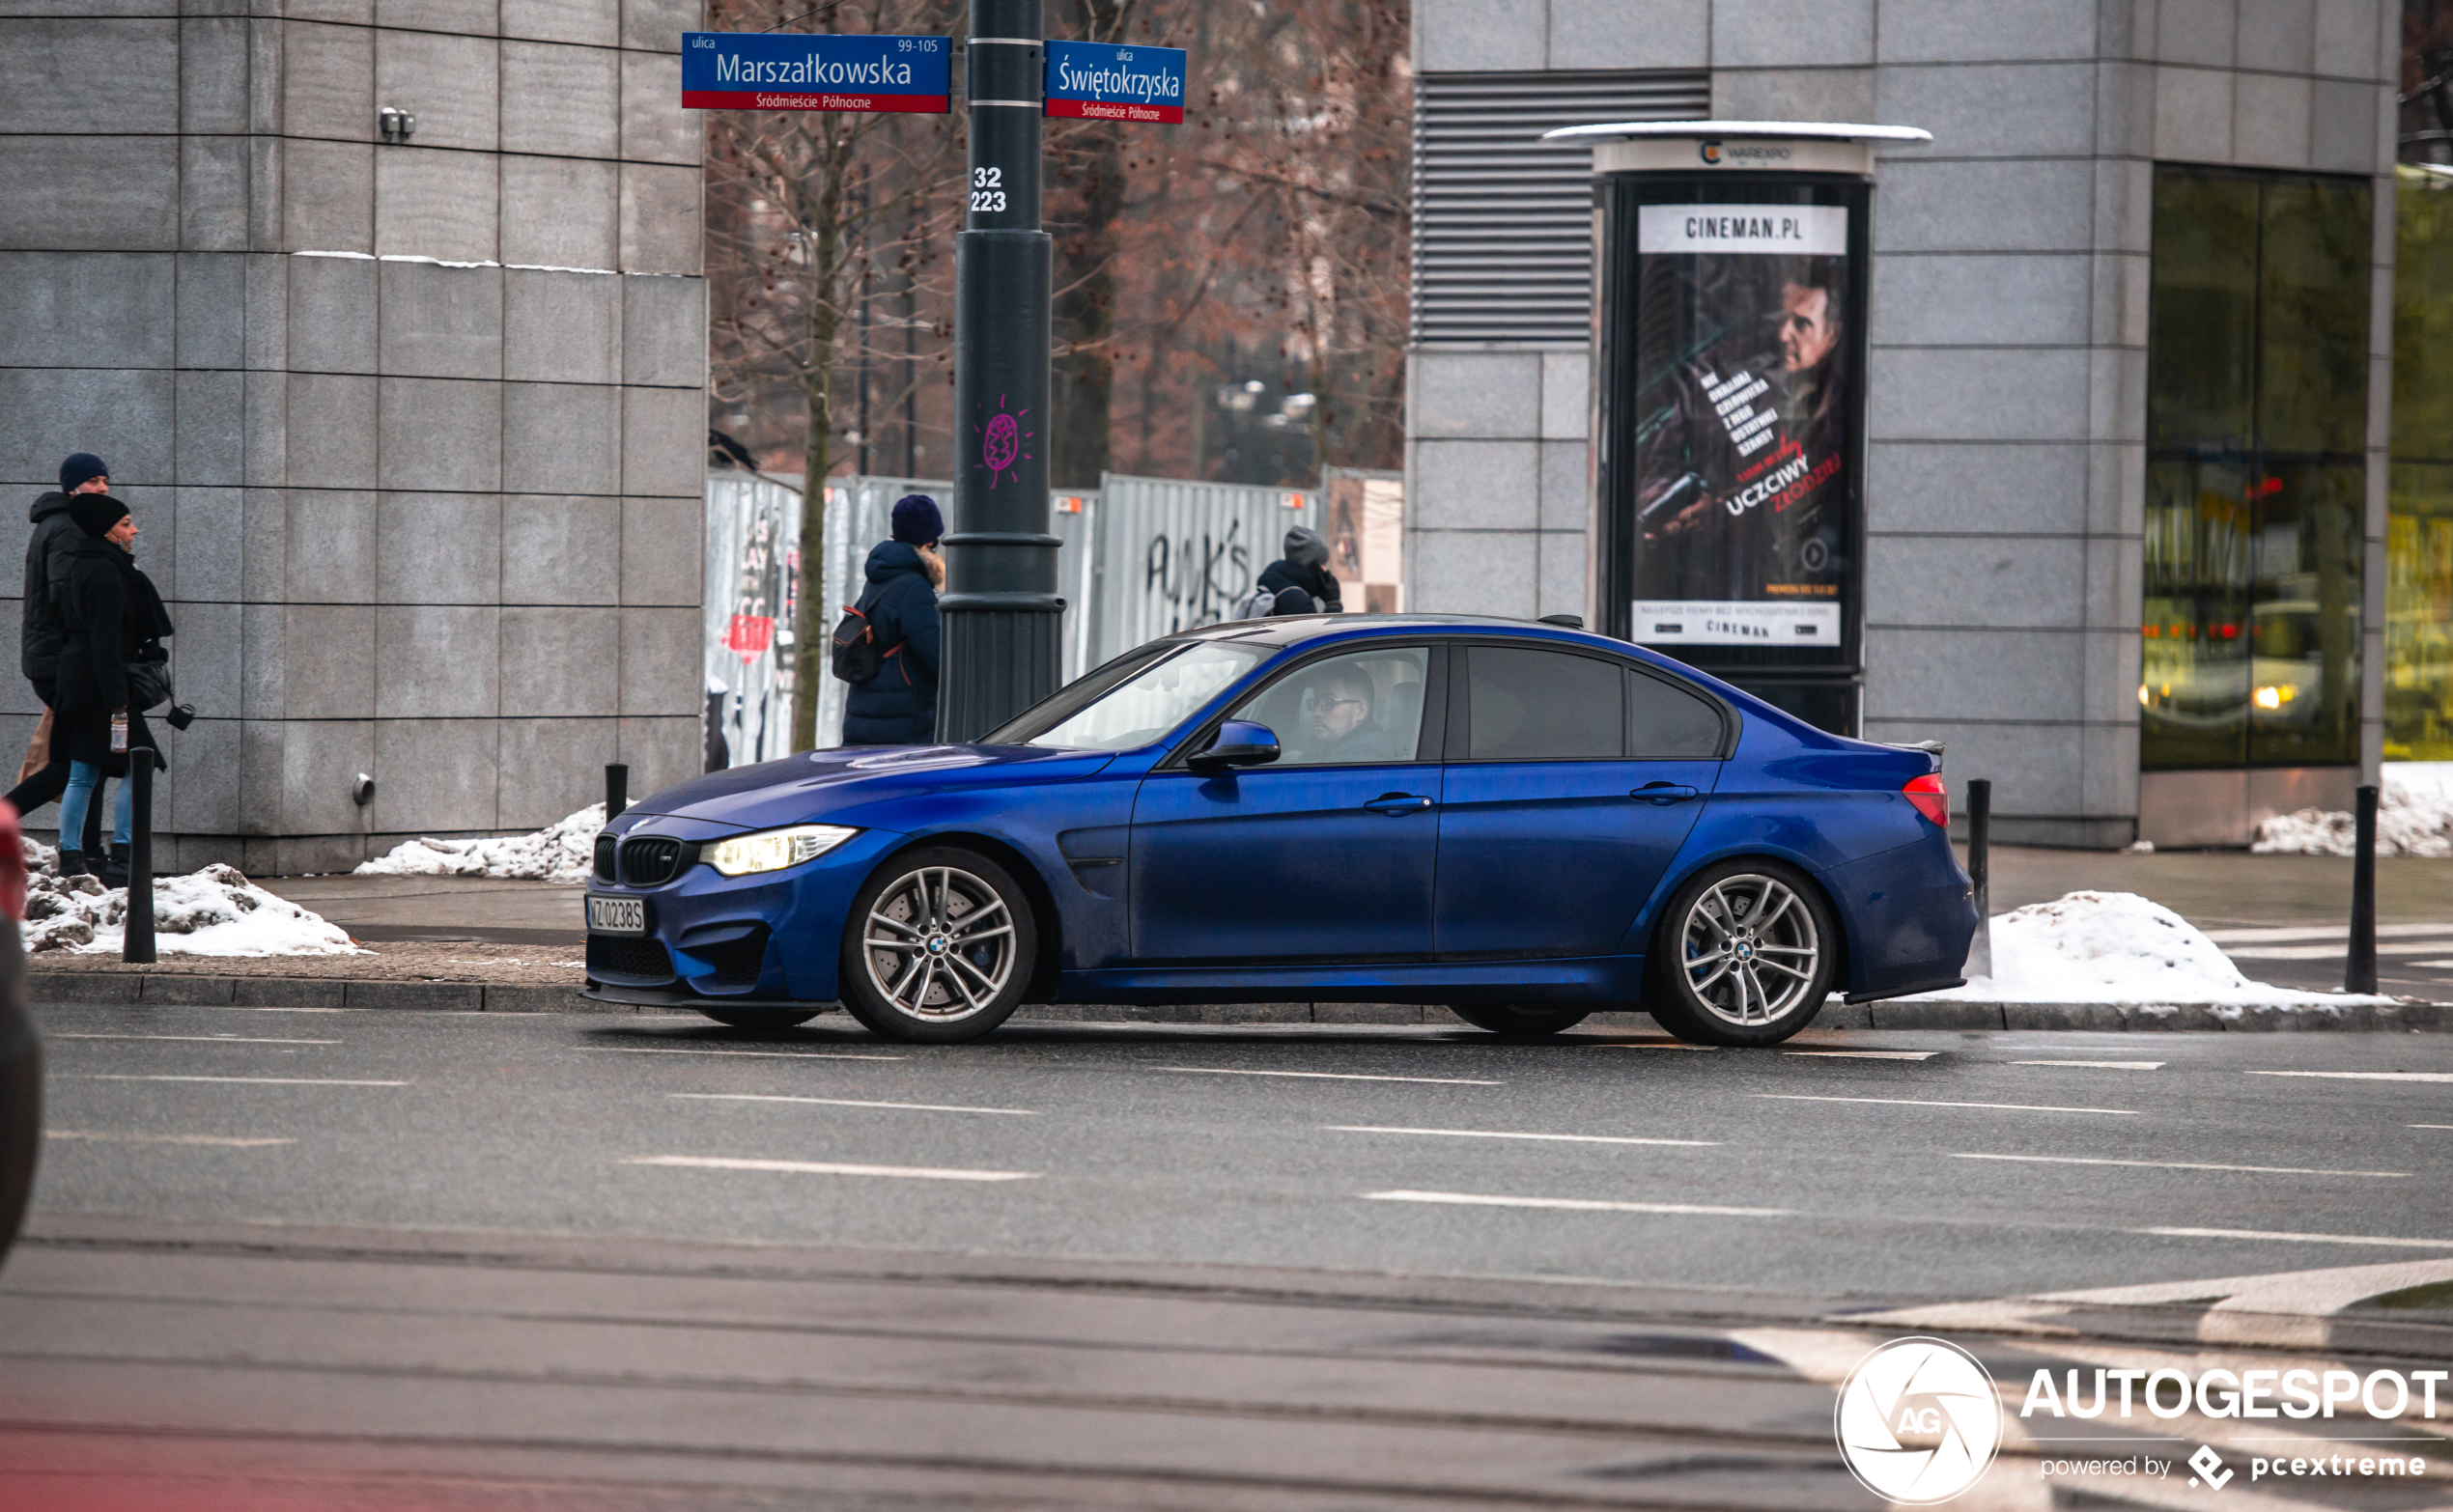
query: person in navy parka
[{"left": 841, "top": 494, "right": 945, "bottom": 746}]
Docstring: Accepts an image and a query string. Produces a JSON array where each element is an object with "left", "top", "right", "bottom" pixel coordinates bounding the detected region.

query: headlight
[{"left": 705, "top": 825, "right": 860, "bottom": 877}]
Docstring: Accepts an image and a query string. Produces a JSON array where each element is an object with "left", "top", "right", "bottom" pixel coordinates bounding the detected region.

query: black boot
[
  {"left": 101, "top": 843, "right": 128, "bottom": 889},
  {"left": 56, "top": 848, "right": 92, "bottom": 879}
]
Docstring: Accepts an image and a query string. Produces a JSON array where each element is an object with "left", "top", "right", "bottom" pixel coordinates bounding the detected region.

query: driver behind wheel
[{"left": 1290, "top": 664, "right": 1396, "bottom": 765}]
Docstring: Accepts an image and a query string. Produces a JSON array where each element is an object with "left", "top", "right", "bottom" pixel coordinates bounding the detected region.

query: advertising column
[{"left": 1553, "top": 123, "right": 1926, "bottom": 737}]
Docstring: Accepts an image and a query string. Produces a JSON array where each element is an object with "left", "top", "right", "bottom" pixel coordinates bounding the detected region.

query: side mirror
[{"left": 1186, "top": 719, "right": 1281, "bottom": 774}]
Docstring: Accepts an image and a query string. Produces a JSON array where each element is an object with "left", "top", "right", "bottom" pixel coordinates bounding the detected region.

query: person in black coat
[
  {"left": 50, "top": 493, "right": 171, "bottom": 882},
  {"left": 7, "top": 453, "right": 114, "bottom": 844},
  {"left": 841, "top": 494, "right": 944, "bottom": 746},
  {"left": 1255, "top": 526, "right": 1343, "bottom": 614}
]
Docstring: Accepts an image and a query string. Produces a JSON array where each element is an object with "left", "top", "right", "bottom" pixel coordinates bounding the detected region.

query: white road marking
[
  {"left": 1782, "top": 1050, "right": 1937, "bottom": 1060},
  {"left": 1955, "top": 1153, "right": 2405, "bottom": 1179},
  {"left": 2012, "top": 1059, "right": 2165, "bottom": 1070},
  {"left": 2246, "top": 1071, "right": 2453, "bottom": 1083},
  {"left": 596, "top": 1047, "right": 906, "bottom": 1061},
  {"left": 45, "top": 1033, "right": 341, "bottom": 1046},
  {"left": 2138, "top": 1226, "right": 2453, "bottom": 1250},
  {"left": 671, "top": 1093, "right": 1035, "bottom": 1116},
  {"left": 45, "top": 1130, "right": 294, "bottom": 1147},
  {"left": 1326, "top": 1125, "right": 1718, "bottom": 1147},
  {"left": 59, "top": 1075, "right": 407, "bottom": 1087},
  {"left": 1757, "top": 1093, "right": 2136, "bottom": 1115},
  {"left": 2201, "top": 922, "right": 2453, "bottom": 944},
  {"left": 624, "top": 1155, "right": 1037, "bottom": 1181},
  {"left": 1153, "top": 1066, "right": 1500, "bottom": 1086},
  {"left": 2413, "top": 1124, "right": 2453, "bottom": 1130},
  {"left": 1364, "top": 1190, "right": 1789, "bottom": 1218}
]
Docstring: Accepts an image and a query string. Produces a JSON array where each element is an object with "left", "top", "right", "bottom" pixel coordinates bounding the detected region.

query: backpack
[
  {"left": 1228, "top": 585, "right": 1276, "bottom": 622},
  {"left": 831, "top": 603, "right": 885, "bottom": 684}
]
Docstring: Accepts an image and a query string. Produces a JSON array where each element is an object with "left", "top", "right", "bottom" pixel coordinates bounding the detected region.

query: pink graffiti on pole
[{"left": 973, "top": 394, "right": 1033, "bottom": 489}]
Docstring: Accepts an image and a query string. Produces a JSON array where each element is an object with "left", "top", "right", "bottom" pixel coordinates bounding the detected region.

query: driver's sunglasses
[{"left": 1317, "top": 696, "right": 1367, "bottom": 712}]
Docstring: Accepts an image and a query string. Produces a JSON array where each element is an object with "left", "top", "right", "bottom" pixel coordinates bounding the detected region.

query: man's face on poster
[{"left": 1778, "top": 283, "right": 1839, "bottom": 374}]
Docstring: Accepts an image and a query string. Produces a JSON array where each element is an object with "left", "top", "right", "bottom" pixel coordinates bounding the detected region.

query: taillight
[{"left": 1903, "top": 772, "right": 1948, "bottom": 827}]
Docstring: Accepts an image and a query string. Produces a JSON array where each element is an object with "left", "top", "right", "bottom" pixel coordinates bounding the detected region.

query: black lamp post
[{"left": 938, "top": 0, "right": 1060, "bottom": 741}]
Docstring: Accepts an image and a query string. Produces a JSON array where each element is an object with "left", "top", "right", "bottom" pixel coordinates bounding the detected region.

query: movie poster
[{"left": 1628, "top": 203, "right": 1851, "bottom": 648}]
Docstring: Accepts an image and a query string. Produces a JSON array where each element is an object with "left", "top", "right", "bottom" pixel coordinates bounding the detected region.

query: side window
[
  {"left": 1466, "top": 648, "right": 1624, "bottom": 761},
  {"left": 1226, "top": 646, "right": 1432, "bottom": 766},
  {"left": 1628, "top": 669, "right": 1727, "bottom": 758}
]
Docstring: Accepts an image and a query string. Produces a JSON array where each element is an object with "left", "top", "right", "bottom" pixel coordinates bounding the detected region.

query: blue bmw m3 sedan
[{"left": 583, "top": 616, "right": 1977, "bottom": 1046}]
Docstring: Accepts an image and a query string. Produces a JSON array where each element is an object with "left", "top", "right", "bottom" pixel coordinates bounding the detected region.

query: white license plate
[{"left": 587, "top": 896, "right": 645, "bottom": 935}]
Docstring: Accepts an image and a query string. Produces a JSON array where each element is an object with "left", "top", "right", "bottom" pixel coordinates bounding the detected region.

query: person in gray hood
[
  {"left": 1255, "top": 525, "right": 1344, "bottom": 615},
  {"left": 7, "top": 453, "right": 112, "bottom": 852}
]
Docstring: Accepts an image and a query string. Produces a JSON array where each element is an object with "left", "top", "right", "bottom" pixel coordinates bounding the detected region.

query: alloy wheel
[
  {"left": 1677, "top": 874, "right": 1821, "bottom": 1027},
  {"left": 860, "top": 864, "right": 1018, "bottom": 1022}
]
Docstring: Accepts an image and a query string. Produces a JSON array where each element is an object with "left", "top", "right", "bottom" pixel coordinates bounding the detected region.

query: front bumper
[{"left": 584, "top": 827, "right": 905, "bottom": 1003}]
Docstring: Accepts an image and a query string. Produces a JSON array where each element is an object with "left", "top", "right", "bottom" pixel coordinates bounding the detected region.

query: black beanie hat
[
  {"left": 890, "top": 493, "right": 945, "bottom": 546},
  {"left": 70, "top": 493, "right": 129, "bottom": 539},
  {"left": 59, "top": 453, "right": 107, "bottom": 493}
]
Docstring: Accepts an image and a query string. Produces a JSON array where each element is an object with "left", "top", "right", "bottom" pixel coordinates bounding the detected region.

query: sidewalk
[{"left": 21, "top": 851, "right": 2453, "bottom": 1023}]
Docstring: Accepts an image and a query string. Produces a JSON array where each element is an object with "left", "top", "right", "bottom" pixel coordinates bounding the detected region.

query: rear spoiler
[{"left": 1882, "top": 740, "right": 1945, "bottom": 771}]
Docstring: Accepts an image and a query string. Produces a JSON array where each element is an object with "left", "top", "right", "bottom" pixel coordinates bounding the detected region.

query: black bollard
[
  {"left": 606, "top": 763, "right": 629, "bottom": 823},
  {"left": 2347, "top": 782, "right": 2378, "bottom": 994},
  {"left": 123, "top": 748, "right": 155, "bottom": 965},
  {"left": 1965, "top": 777, "right": 1992, "bottom": 978}
]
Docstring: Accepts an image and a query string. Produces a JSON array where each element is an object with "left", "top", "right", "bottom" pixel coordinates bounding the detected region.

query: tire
[
  {"left": 1448, "top": 1003, "right": 1593, "bottom": 1038},
  {"left": 1645, "top": 859, "right": 1837, "bottom": 1047},
  {"left": 838, "top": 847, "right": 1038, "bottom": 1044},
  {"left": 695, "top": 1006, "right": 823, "bottom": 1031}
]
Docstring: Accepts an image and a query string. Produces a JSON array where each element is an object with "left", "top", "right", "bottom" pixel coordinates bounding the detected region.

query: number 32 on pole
[{"left": 970, "top": 168, "right": 1007, "bottom": 214}]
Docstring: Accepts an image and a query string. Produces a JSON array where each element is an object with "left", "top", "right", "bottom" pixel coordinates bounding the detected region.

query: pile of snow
[
  {"left": 1919, "top": 889, "right": 2383, "bottom": 1005},
  {"left": 356, "top": 802, "right": 604, "bottom": 884},
  {"left": 21, "top": 861, "right": 361, "bottom": 957},
  {"left": 2254, "top": 762, "right": 2453, "bottom": 856}
]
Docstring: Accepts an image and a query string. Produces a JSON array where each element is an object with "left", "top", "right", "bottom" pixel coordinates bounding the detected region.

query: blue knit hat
[
  {"left": 59, "top": 453, "right": 107, "bottom": 493},
  {"left": 891, "top": 493, "right": 944, "bottom": 546}
]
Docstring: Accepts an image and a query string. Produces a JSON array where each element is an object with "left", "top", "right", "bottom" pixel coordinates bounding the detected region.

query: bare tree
[{"left": 705, "top": 0, "right": 964, "bottom": 749}]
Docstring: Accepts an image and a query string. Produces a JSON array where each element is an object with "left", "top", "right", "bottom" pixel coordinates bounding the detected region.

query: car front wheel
[
  {"left": 1645, "top": 860, "right": 1835, "bottom": 1047},
  {"left": 838, "top": 848, "right": 1037, "bottom": 1044}
]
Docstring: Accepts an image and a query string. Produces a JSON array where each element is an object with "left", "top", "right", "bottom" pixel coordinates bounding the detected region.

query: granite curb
[{"left": 23, "top": 970, "right": 2447, "bottom": 1029}]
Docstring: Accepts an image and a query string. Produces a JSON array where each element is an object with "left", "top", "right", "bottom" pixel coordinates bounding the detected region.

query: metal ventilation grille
[{"left": 1412, "top": 70, "right": 1710, "bottom": 345}]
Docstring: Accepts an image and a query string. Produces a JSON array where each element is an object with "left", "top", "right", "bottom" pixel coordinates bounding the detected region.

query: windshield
[{"left": 989, "top": 641, "right": 1269, "bottom": 751}]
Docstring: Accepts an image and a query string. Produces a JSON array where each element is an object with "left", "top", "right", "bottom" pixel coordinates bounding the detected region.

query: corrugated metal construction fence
[
  {"left": 1085, "top": 474, "right": 1318, "bottom": 664},
  {"left": 705, "top": 474, "right": 1099, "bottom": 760}
]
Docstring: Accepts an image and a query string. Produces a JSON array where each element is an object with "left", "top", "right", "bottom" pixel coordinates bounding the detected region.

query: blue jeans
[{"left": 58, "top": 761, "right": 131, "bottom": 854}]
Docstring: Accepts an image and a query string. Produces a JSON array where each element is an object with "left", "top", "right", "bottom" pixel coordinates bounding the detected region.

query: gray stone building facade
[
  {"left": 0, "top": 0, "right": 708, "bottom": 874},
  {"left": 1407, "top": 0, "right": 2401, "bottom": 847}
]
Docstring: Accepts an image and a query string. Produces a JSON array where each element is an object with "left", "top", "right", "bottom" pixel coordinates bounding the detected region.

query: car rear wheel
[
  {"left": 1448, "top": 1003, "right": 1593, "bottom": 1038},
  {"left": 1646, "top": 860, "right": 1835, "bottom": 1047},
  {"left": 694, "top": 1007, "right": 823, "bottom": 1031},
  {"left": 838, "top": 848, "right": 1037, "bottom": 1044}
]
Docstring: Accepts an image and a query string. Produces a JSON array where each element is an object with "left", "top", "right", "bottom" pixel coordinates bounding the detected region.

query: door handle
[
  {"left": 1632, "top": 783, "right": 1699, "bottom": 804},
  {"left": 1364, "top": 793, "right": 1434, "bottom": 816}
]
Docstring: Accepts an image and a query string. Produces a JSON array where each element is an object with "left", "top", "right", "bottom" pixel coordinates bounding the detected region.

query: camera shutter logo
[{"left": 1834, "top": 1337, "right": 2003, "bottom": 1503}]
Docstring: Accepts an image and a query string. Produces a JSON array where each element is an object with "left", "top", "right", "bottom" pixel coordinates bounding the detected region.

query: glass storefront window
[
  {"left": 2143, "top": 166, "right": 2371, "bottom": 771},
  {"left": 2387, "top": 165, "right": 2453, "bottom": 760}
]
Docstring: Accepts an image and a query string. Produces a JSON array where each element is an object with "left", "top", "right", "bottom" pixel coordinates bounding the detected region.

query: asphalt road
[{"left": 9, "top": 1004, "right": 2453, "bottom": 1509}]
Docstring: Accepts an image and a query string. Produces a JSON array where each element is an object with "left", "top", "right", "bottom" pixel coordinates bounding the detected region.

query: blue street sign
[
  {"left": 682, "top": 32, "right": 950, "bottom": 113},
  {"left": 1043, "top": 41, "right": 1187, "bottom": 124}
]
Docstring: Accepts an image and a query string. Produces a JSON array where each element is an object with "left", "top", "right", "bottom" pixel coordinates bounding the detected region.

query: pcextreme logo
[{"left": 1835, "top": 1337, "right": 2004, "bottom": 1503}]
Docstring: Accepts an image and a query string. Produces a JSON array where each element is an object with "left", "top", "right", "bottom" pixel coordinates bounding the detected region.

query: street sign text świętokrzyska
[
  {"left": 681, "top": 32, "right": 950, "bottom": 113},
  {"left": 1042, "top": 41, "right": 1186, "bottom": 124}
]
